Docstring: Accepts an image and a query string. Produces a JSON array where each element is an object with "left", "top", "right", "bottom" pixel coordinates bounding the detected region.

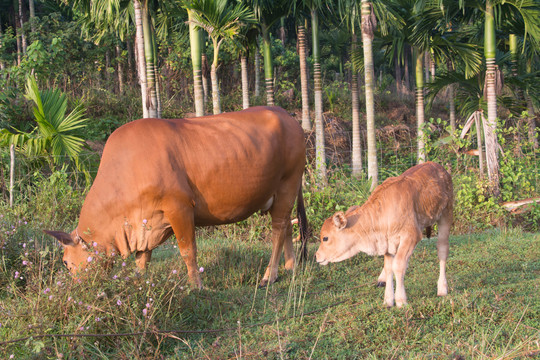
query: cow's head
[
  {"left": 44, "top": 230, "right": 91, "bottom": 274},
  {"left": 315, "top": 211, "right": 356, "bottom": 265}
]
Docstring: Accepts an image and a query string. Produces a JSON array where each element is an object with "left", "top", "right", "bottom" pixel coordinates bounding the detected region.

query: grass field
[{"left": 1, "top": 221, "right": 539, "bottom": 359}]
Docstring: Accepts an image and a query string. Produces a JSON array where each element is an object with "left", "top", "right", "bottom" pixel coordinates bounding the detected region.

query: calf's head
[
  {"left": 316, "top": 211, "right": 357, "bottom": 265},
  {"left": 44, "top": 230, "right": 91, "bottom": 274}
]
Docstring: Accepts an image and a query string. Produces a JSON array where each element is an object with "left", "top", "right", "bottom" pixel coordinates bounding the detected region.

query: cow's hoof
[
  {"left": 377, "top": 281, "right": 386, "bottom": 287},
  {"left": 259, "top": 277, "right": 278, "bottom": 288}
]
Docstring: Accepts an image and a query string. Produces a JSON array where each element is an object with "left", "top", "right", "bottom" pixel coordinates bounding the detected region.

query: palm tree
[
  {"left": 310, "top": 0, "right": 327, "bottom": 183},
  {"left": 187, "top": 8, "right": 205, "bottom": 116},
  {"left": 361, "top": 0, "right": 378, "bottom": 187},
  {"left": 483, "top": 1, "right": 500, "bottom": 195},
  {"left": 73, "top": 0, "right": 160, "bottom": 119},
  {"left": 236, "top": 26, "right": 259, "bottom": 109},
  {"left": 0, "top": 76, "right": 88, "bottom": 169},
  {"left": 187, "top": 0, "right": 255, "bottom": 114},
  {"left": 133, "top": 0, "right": 150, "bottom": 118},
  {"left": 338, "top": 0, "right": 362, "bottom": 176},
  {"left": 248, "top": 0, "right": 292, "bottom": 106},
  {"left": 141, "top": 1, "right": 159, "bottom": 118},
  {"left": 297, "top": 19, "right": 311, "bottom": 130},
  {"left": 407, "top": 0, "right": 485, "bottom": 163},
  {"left": 414, "top": 47, "right": 426, "bottom": 163}
]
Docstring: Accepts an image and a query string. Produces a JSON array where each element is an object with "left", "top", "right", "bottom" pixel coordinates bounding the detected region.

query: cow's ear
[
  {"left": 44, "top": 230, "right": 77, "bottom": 247},
  {"left": 333, "top": 212, "right": 347, "bottom": 230}
]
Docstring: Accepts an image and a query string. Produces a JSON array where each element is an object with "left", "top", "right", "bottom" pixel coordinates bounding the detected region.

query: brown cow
[
  {"left": 45, "top": 106, "right": 308, "bottom": 288},
  {"left": 315, "top": 162, "right": 453, "bottom": 307}
]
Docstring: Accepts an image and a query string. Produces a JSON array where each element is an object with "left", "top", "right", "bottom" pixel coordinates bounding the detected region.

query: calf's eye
[{"left": 323, "top": 237, "right": 329, "bottom": 242}]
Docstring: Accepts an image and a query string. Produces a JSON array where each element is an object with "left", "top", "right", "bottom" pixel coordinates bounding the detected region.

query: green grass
[{"left": 1, "top": 222, "right": 539, "bottom": 359}]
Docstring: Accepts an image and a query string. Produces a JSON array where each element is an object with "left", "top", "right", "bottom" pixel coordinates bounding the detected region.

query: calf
[{"left": 315, "top": 162, "right": 453, "bottom": 307}]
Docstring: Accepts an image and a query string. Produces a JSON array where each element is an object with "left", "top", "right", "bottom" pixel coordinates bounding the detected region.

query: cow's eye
[{"left": 323, "top": 237, "right": 329, "bottom": 242}]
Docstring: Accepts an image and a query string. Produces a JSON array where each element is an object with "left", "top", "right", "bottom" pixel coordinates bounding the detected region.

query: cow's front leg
[
  {"left": 283, "top": 220, "right": 295, "bottom": 271},
  {"left": 135, "top": 250, "right": 152, "bottom": 271}
]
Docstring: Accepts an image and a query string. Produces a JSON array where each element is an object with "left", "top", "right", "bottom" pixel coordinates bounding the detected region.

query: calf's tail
[{"left": 296, "top": 186, "right": 309, "bottom": 262}]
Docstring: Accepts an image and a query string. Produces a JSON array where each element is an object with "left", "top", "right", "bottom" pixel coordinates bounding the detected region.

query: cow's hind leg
[
  {"left": 436, "top": 207, "right": 452, "bottom": 297},
  {"left": 260, "top": 181, "right": 300, "bottom": 287},
  {"left": 260, "top": 217, "right": 289, "bottom": 287}
]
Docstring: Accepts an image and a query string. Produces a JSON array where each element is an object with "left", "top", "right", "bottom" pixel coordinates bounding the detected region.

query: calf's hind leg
[{"left": 436, "top": 209, "right": 452, "bottom": 297}]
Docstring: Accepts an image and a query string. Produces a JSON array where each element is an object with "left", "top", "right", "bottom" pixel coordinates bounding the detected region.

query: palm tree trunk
[
  {"left": 210, "top": 63, "right": 221, "bottom": 114},
  {"left": 116, "top": 45, "right": 124, "bottom": 94},
  {"left": 403, "top": 45, "right": 410, "bottom": 92},
  {"left": 127, "top": 39, "right": 134, "bottom": 83},
  {"left": 210, "top": 39, "right": 221, "bottom": 115},
  {"left": 312, "top": 9, "right": 326, "bottom": 184},
  {"left": 447, "top": 60, "right": 456, "bottom": 132},
  {"left": 188, "top": 9, "right": 204, "bottom": 116},
  {"left": 430, "top": 51, "right": 435, "bottom": 81},
  {"left": 298, "top": 22, "right": 311, "bottom": 131},
  {"left": 415, "top": 48, "right": 426, "bottom": 163},
  {"left": 525, "top": 58, "right": 538, "bottom": 149},
  {"left": 9, "top": 144, "right": 15, "bottom": 208},
  {"left": 105, "top": 50, "right": 111, "bottom": 83},
  {"left": 351, "top": 32, "right": 362, "bottom": 176},
  {"left": 133, "top": 0, "right": 148, "bottom": 118},
  {"left": 152, "top": 33, "right": 162, "bottom": 118},
  {"left": 18, "top": 0, "right": 26, "bottom": 54},
  {"left": 361, "top": 0, "right": 377, "bottom": 189},
  {"left": 484, "top": 1, "right": 500, "bottom": 197},
  {"left": 509, "top": 34, "right": 519, "bottom": 79},
  {"left": 241, "top": 54, "right": 249, "bottom": 109},
  {"left": 201, "top": 32, "right": 209, "bottom": 108},
  {"left": 475, "top": 112, "right": 485, "bottom": 178},
  {"left": 254, "top": 46, "right": 261, "bottom": 98},
  {"left": 29, "top": 0, "right": 36, "bottom": 34},
  {"left": 261, "top": 23, "right": 274, "bottom": 106},
  {"left": 279, "top": 17, "right": 286, "bottom": 45},
  {"left": 0, "top": 14, "right": 4, "bottom": 70},
  {"left": 424, "top": 51, "right": 430, "bottom": 83},
  {"left": 142, "top": 5, "right": 158, "bottom": 118},
  {"left": 395, "top": 51, "right": 402, "bottom": 98}
]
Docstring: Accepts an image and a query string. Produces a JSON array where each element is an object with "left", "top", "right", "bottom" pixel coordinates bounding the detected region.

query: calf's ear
[
  {"left": 333, "top": 211, "right": 348, "bottom": 230},
  {"left": 43, "top": 230, "right": 77, "bottom": 247}
]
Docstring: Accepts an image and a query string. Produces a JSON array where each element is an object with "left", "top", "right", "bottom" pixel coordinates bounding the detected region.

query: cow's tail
[{"left": 296, "top": 186, "right": 309, "bottom": 262}]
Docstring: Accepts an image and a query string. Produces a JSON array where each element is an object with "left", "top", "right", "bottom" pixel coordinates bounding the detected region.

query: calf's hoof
[{"left": 377, "top": 281, "right": 386, "bottom": 287}]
